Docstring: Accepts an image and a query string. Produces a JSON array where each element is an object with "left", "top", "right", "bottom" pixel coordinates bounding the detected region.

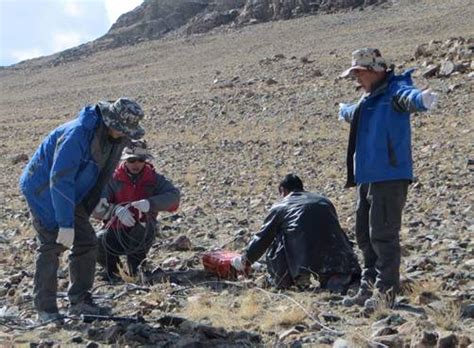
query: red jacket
[{"left": 108, "top": 162, "right": 179, "bottom": 229}]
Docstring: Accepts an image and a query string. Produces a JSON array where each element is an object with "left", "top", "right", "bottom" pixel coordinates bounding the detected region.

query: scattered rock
[
  {"left": 439, "top": 60, "right": 455, "bottom": 77},
  {"left": 422, "top": 64, "right": 440, "bottom": 78},
  {"left": 10, "top": 153, "right": 28, "bottom": 164},
  {"left": 70, "top": 336, "right": 83, "bottom": 344},
  {"left": 372, "top": 326, "right": 398, "bottom": 337},
  {"left": 373, "top": 334, "right": 403, "bottom": 348},
  {"left": 168, "top": 235, "right": 193, "bottom": 251},
  {"left": 437, "top": 333, "right": 458, "bottom": 348},
  {"left": 461, "top": 303, "right": 474, "bottom": 318}
]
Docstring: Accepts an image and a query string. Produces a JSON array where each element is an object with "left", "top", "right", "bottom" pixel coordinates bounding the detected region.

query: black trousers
[
  {"left": 355, "top": 180, "right": 409, "bottom": 293},
  {"left": 97, "top": 222, "right": 156, "bottom": 277},
  {"left": 33, "top": 205, "right": 97, "bottom": 312}
]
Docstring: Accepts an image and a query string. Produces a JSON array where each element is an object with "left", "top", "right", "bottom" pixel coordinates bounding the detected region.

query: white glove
[
  {"left": 56, "top": 227, "right": 74, "bottom": 249},
  {"left": 338, "top": 103, "right": 347, "bottom": 121},
  {"left": 338, "top": 103, "right": 353, "bottom": 123},
  {"left": 231, "top": 256, "right": 248, "bottom": 272},
  {"left": 421, "top": 89, "right": 438, "bottom": 110},
  {"left": 114, "top": 205, "right": 135, "bottom": 227},
  {"left": 131, "top": 199, "right": 150, "bottom": 213},
  {"left": 93, "top": 198, "right": 112, "bottom": 219}
]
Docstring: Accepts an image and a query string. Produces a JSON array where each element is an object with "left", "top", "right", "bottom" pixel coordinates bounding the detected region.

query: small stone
[
  {"left": 437, "top": 333, "right": 458, "bottom": 348},
  {"left": 278, "top": 327, "right": 300, "bottom": 340},
  {"left": 374, "top": 334, "right": 403, "bottom": 348},
  {"left": 70, "top": 336, "right": 83, "bottom": 343},
  {"left": 419, "top": 331, "right": 438, "bottom": 346},
  {"left": 461, "top": 303, "right": 474, "bottom": 318},
  {"left": 162, "top": 257, "right": 180, "bottom": 268},
  {"left": 317, "top": 336, "right": 335, "bottom": 345},
  {"left": 422, "top": 64, "right": 439, "bottom": 78},
  {"left": 439, "top": 60, "right": 455, "bottom": 77},
  {"left": 333, "top": 338, "right": 349, "bottom": 348},
  {"left": 168, "top": 235, "right": 192, "bottom": 251},
  {"left": 85, "top": 342, "right": 99, "bottom": 348},
  {"left": 265, "top": 78, "right": 278, "bottom": 85},
  {"left": 11, "top": 153, "right": 28, "bottom": 164},
  {"left": 104, "top": 324, "right": 124, "bottom": 344},
  {"left": 416, "top": 291, "right": 440, "bottom": 305},
  {"left": 321, "top": 312, "right": 341, "bottom": 322},
  {"left": 372, "top": 326, "right": 398, "bottom": 337}
]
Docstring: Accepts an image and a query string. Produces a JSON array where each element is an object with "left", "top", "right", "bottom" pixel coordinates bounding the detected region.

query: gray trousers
[
  {"left": 355, "top": 180, "right": 409, "bottom": 293},
  {"left": 33, "top": 205, "right": 97, "bottom": 313}
]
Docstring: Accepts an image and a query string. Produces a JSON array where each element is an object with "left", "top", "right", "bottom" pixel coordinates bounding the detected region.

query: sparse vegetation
[{"left": 0, "top": 0, "right": 473, "bottom": 346}]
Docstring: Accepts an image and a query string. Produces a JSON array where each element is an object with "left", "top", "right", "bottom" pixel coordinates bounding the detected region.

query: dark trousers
[
  {"left": 355, "top": 180, "right": 409, "bottom": 293},
  {"left": 33, "top": 205, "right": 97, "bottom": 313},
  {"left": 97, "top": 223, "right": 156, "bottom": 277}
]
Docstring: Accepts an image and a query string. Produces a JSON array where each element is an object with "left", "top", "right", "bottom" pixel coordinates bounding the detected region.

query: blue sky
[{"left": 0, "top": 0, "right": 143, "bottom": 66}]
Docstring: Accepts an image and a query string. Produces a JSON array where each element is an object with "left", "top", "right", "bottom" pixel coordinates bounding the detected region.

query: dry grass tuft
[
  {"left": 117, "top": 262, "right": 139, "bottom": 284},
  {"left": 183, "top": 293, "right": 236, "bottom": 328},
  {"left": 427, "top": 300, "right": 462, "bottom": 331},
  {"left": 261, "top": 305, "right": 307, "bottom": 330},
  {"left": 238, "top": 291, "right": 261, "bottom": 319},
  {"left": 404, "top": 278, "right": 441, "bottom": 304},
  {"left": 346, "top": 328, "right": 371, "bottom": 348}
]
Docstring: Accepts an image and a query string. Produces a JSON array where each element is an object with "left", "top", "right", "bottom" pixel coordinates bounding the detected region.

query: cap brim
[
  {"left": 123, "top": 125, "right": 145, "bottom": 140},
  {"left": 339, "top": 66, "right": 368, "bottom": 78},
  {"left": 121, "top": 153, "right": 153, "bottom": 161}
]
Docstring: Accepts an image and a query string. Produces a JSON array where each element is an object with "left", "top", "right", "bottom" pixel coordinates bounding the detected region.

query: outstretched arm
[{"left": 244, "top": 208, "right": 281, "bottom": 264}]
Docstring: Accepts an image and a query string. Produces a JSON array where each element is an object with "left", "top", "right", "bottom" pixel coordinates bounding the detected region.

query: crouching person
[
  {"left": 93, "top": 140, "right": 180, "bottom": 281},
  {"left": 232, "top": 174, "right": 361, "bottom": 292}
]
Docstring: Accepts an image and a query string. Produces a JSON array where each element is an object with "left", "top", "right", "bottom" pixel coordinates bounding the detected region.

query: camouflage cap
[
  {"left": 121, "top": 139, "right": 154, "bottom": 161},
  {"left": 340, "top": 48, "right": 388, "bottom": 78},
  {"left": 98, "top": 97, "right": 145, "bottom": 139}
]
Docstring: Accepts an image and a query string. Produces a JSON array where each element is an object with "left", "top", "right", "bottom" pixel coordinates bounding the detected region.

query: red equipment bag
[{"left": 202, "top": 250, "right": 250, "bottom": 279}]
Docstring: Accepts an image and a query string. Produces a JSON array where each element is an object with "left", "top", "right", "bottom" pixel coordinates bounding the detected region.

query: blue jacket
[
  {"left": 340, "top": 70, "right": 427, "bottom": 185},
  {"left": 20, "top": 105, "right": 104, "bottom": 230}
]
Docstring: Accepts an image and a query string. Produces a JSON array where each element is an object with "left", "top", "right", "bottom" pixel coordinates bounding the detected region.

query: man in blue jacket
[
  {"left": 19, "top": 97, "right": 146, "bottom": 322},
  {"left": 338, "top": 48, "right": 437, "bottom": 309}
]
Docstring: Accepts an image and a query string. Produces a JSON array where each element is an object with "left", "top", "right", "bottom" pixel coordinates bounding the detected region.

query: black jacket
[{"left": 244, "top": 191, "right": 360, "bottom": 285}]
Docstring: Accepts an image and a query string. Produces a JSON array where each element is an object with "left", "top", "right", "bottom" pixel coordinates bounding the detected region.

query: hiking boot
[
  {"left": 69, "top": 300, "right": 112, "bottom": 316},
  {"left": 342, "top": 288, "right": 372, "bottom": 307},
  {"left": 37, "top": 311, "right": 64, "bottom": 325}
]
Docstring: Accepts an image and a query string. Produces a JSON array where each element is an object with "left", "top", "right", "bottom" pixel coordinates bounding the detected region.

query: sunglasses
[{"left": 126, "top": 158, "right": 145, "bottom": 164}]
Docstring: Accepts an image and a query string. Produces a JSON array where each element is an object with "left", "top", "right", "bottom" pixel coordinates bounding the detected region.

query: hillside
[{"left": 0, "top": 0, "right": 473, "bottom": 346}]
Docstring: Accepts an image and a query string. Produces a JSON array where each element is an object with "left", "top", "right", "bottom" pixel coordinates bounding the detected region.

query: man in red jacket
[{"left": 93, "top": 140, "right": 180, "bottom": 281}]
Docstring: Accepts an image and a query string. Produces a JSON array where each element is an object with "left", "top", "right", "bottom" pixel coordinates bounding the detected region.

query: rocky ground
[{"left": 0, "top": 0, "right": 473, "bottom": 346}]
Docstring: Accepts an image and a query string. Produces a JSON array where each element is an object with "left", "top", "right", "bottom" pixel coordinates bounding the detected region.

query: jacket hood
[{"left": 77, "top": 105, "right": 102, "bottom": 130}]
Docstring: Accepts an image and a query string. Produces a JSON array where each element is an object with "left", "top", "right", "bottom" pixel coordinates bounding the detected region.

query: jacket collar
[
  {"left": 363, "top": 71, "right": 393, "bottom": 98},
  {"left": 114, "top": 162, "right": 156, "bottom": 183},
  {"left": 77, "top": 104, "right": 102, "bottom": 130}
]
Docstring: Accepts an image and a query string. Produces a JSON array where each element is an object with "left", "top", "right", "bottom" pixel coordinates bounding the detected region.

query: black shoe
[{"left": 69, "top": 294, "right": 112, "bottom": 316}]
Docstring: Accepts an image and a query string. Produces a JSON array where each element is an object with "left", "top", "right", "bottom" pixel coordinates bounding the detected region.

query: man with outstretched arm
[{"left": 338, "top": 48, "right": 438, "bottom": 309}]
